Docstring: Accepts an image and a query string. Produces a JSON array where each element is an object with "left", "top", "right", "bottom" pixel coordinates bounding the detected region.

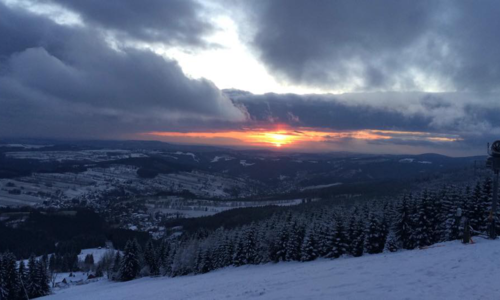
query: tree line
[
  {"left": 0, "top": 179, "right": 496, "bottom": 298},
  {"left": 112, "top": 179, "right": 496, "bottom": 281}
]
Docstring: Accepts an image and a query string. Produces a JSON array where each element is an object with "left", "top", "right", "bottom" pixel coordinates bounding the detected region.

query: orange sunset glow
[{"left": 142, "top": 128, "right": 460, "bottom": 149}]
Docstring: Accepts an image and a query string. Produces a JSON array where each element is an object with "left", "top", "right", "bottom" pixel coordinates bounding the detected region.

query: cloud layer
[
  {"left": 0, "top": 2, "right": 244, "bottom": 138},
  {"left": 240, "top": 0, "right": 500, "bottom": 92},
  {"left": 1, "top": 0, "right": 500, "bottom": 155}
]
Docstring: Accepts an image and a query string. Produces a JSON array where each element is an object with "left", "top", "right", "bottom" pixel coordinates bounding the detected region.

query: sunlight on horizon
[{"left": 141, "top": 128, "right": 461, "bottom": 150}]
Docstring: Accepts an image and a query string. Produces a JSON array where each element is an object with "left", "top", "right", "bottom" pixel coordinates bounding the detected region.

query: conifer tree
[
  {"left": 157, "top": 241, "right": 170, "bottom": 275},
  {"left": 413, "top": 192, "right": 434, "bottom": 248},
  {"left": 18, "top": 260, "right": 28, "bottom": 300},
  {"left": 112, "top": 251, "right": 122, "bottom": 275},
  {"left": 349, "top": 219, "right": 365, "bottom": 257},
  {"left": 327, "top": 218, "right": 349, "bottom": 258},
  {"left": 284, "top": 222, "right": 305, "bottom": 261},
  {"left": 36, "top": 259, "right": 50, "bottom": 297},
  {"left": 144, "top": 240, "right": 159, "bottom": 276},
  {"left": 2, "top": 252, "right": 21, "bottom": 300},
  {"left": 394, "top": 196, "right": 414, "bottom": 249},
  {"left": 300, "top": 226, "right": 319, "bottom": 261},
  {"left": 480, "top": 178, "right": 493, "bottom": 233},
  {"left": 118, "top": 240, "right": 141, "bottom": 281},
  {"left": 232, "top": 234, "right": 246, "bottom": 267},
  {"left": 0, "top": 253, "right": 6, "bottom": 300},
  {"left": 365, "top": 215, "right": 385, "bottom": 254},
  {"left": 385, "top": 230, "right": 399, "bottom": 252}
]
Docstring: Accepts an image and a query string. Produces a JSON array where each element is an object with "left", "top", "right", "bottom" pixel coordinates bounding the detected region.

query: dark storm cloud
[
  {"left": 240, "top": 0, "right": 500, "bottom": 92},
  {"left": 0, "top": 3, "right": 244, "bottom": 138},
  {"left": 44, "top": 0, "right": 213, "bottom": 47},
  {"left": 230, "top": 92, "right": 431, "bottom": 132}
]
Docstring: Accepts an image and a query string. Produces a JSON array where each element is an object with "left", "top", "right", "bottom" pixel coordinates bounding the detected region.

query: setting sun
[
  {"left": 142, "top": 128, "right": 460, "bottom": 150},
  {"left": 264, "top": 133, "right": 292, "bottom": 147}
]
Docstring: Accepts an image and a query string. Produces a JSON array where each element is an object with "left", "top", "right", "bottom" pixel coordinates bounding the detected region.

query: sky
[{"left": 1, "top": 0, "right": 500, "bottom": 156}]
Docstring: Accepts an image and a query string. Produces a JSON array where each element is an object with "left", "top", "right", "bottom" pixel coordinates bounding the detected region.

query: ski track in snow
[{"left": 44, "top": 239, "right": 500, "bottom": 300}]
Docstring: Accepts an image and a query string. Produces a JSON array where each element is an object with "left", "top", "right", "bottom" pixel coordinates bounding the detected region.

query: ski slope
[{"left": 44, "top": 238, "right": 500, "bottom": 300}]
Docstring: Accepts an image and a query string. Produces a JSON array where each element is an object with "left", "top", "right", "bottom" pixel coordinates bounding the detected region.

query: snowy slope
[{"left": 44, "top": 239, "right": 500, "bottom": 300}]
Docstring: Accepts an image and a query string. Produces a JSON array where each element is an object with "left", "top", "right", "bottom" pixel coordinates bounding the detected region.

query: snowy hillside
[{"left": 44, "top": 238, "right": 500, "bottom": 300}]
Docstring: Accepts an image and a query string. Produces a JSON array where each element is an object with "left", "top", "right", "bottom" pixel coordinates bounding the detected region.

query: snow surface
[
  {"left": 300, "top": 182, "right": 342, "bottom": 191},
  {"left": 240, "top": 160, "right": 255, "bottom": 167},
  {"left": 399, "top": 158, "right": 415, "bottom": 163},
  {"left": 44, "top": 238, "right": 500, "bottom": 300},
  {"left": 211, "top": 155, "right": 235, "bottom": 163},
  {"left": 174, "top": 152, "right": 199, "bottom": 162},
  {"left": 77, "top": 248, "right": 112, "bottom": 264}
]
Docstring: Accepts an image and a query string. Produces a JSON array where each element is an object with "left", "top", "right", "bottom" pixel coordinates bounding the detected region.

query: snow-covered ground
[
  {"left": 300, "top": 182, "right": 342, "bottom": 191},
  {"left": 44, "top": 238, "right": 500, "bottom": 300},
  {"left": 77, "top": 248, "right": 112, "bottom": 264}
]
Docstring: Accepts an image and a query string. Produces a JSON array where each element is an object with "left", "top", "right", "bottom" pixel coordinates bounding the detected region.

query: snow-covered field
[{"left": 44, "top": 238, "right": 500, "bottom": 300}]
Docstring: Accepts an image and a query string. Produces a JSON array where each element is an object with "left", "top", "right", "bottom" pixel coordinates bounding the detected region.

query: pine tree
[
  {"left": 394, "top": 196, "right": 414, "bottom": 249},
  {"left": 49, "top": 254, "right": 57, "bottom": 273},
  {"left": 365, "top": 215, "right": 385, "bottom": 254},
  {"left": 284, "top": 222, "right": 305, "bottom": 261},
  {"left": 413, "top": 192, "right": 434, "bottom": 248},
  {"left": 327, "top": 218, "right": 349, "bottom": 258},
  {"left": 234, "top": 225, "right": 258, "bottom": 265},
  {"left": 349, "top": 219, "right": 365, "bottom": 257},
  {"left": 27, "top": 254, "right": 41, "bottom": 298},
  {"left": 300, "top": 226, "right": 319, "bottom": 262},
  {"left": 385, "top": 230, "right": 399, "bottom": 252},
  {"left": 18, "top": 260, "right": 28, "bottom": 300},
  {"left": 157, "top": 241, "right": 171, "bottom": 275},
  {"left": 118, "top": 240, "right": 141, "bottom": 281},
  {"left": 0, "top": 253, "right": 6, "bottom": 300},
  {"left": 36, "top": 259, "right": 50, "bottom": 297},
  {"left": 2, "top": 252, "right": 21, "bottom": 300},
  {"left": 112, "top": 251, "right": 122, "bottom": 275},
  {"left": 480, "top": 178, "right": 493, "bottom": 233},
  {"left": 269, "top": 222, "right": 288, "bottom": 263},
  {"left": 232, "top": 234, "right": 246, "bottom": 267},
  {"left": 144, "top": 240, "right": 159, "bottom": 276},
  {"left": 84, "top": 254, "right": 95, "bottom": 271}
]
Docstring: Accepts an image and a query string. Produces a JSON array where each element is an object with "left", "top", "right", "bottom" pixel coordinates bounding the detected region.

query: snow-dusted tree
[
  {"left": 0, "top": 253, "right": 6, "bottom": 300},
  {"left": 18, "top": 260, "right": 29, "bottom": 299},
  {"left": 480, "top": 178, "right": 493, "bottom": 233},
  {"left": 1, "top": 252, "right": 21, "bottom": 299},
  {"left": 157, "top": 240, "right": 171, "bottom": 275},
  {"left": 365, "top": 215, "right": 385, "bottom": 254},
  {"left": 268, "top": 221, "right": 289, "bottom": 263},
  {"left": 413, "top": 191, "right": 434, "bottom": 248},
  {"left": 27, "top": 254, "right": 40, "bottom": 298},
  {"left": 300, "top": 225, "right": 319, "bottom": 262},
  {"left": 144, "top": 240, "right": 159, "bottom": 276},
  {"left": 112, "top": 251, "right": 122, "bottom": 277},
  {"left": 83, "top": 254, "right": 95, "bottom": 271},
  {"left": 327, "top": 217, "right": 349, "bottom": 258},
  {"left": 118, "top": 240, "right": 141, "bottom": 281},
  {"left": 385, "top": 230, "right": 399, "bottom": 252},
  {"left": 284, "top": 221, "right": 305, "bottom": 261},
  {"left": 348, "top": 218, "right": 365, "bottom": 257},
  {"left": 394, "top": 196, "right": 414, "bottom": 249},
  {"left": 26, "top": 254, "right": 50, "bottom": 298},
  {"left": 37, "top": 258, "right": 50, "bottom": 297}
]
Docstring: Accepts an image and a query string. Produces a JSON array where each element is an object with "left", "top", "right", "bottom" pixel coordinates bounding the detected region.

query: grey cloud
[
  {"left": 44, "top": 0, "right": 213, "bottom": 47},
  {"left": 228, "top": 90, "right": 500, "bottom": 151},
  {"left": 231, "top": 92, "right": 432, "bottom": 132},
  {"left": 238, "top": 0, "right": 500, "bottom": 92},
  {"left": 0, "top": 3, "right": 245, "bottom": 138}
]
